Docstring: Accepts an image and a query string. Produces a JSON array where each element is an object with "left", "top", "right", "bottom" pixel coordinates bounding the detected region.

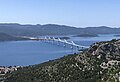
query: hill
[
  {"left": 4, "top": 39, "right": 120, "bottom": 82},
  {"left": 0, "top": 23, "right": 79, "bottom": 36},
  {"left": 0, "top": 23, "right": 120, "bottom": 36}
]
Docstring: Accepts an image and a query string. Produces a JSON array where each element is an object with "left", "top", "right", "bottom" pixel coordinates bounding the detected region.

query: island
[
  {"left": 114, "top": 34, "right": 120, "bottom": 37},
  {"left": 55, "top": 37, "right": 70, "bottom": 40},
  {"left": 73, "top": 34, "right": 99, "bottom": 37}
]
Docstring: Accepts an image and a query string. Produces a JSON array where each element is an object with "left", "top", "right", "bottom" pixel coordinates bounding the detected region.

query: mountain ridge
[{"left": 0, "top": 23, "right": 120, "bottom": 36}]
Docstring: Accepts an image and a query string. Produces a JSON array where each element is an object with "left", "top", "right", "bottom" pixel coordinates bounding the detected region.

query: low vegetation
[{"left": 3, "top": 39, "right": 120, "bottom": 82}]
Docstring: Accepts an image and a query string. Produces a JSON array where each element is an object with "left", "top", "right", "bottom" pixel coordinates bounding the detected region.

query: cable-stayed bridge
[
  {"left": 40, "top": 36, "right": 89, "bottom": 51},
  {"left": 23, "top": 36, "right": 89, "bottom": 52}
]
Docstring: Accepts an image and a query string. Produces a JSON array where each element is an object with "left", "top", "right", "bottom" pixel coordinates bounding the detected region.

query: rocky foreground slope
[{"left": 4, "top": 39, "right": 120, "bottom": 82}]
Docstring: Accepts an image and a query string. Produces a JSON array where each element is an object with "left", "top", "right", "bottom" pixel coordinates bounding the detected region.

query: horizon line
[{"left": 0, "top": 22, "right": 119, "bottom": 28}]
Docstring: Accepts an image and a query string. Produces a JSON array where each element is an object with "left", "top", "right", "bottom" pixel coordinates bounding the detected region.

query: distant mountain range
[{"left": 0, "top": 23, "right": 120, "bottom": 37}]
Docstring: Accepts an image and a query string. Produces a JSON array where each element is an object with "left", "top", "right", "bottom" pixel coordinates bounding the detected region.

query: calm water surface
[{"left": 0, "top": 34, "right": 119, "bottom": 66}]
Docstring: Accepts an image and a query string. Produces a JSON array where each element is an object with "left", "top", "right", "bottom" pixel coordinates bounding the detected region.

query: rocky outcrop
[{"left": 87, "top": 39, "right": 120, "bottom": 61}]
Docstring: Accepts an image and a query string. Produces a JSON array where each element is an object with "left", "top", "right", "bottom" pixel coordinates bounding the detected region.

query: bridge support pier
[{"left": 41, "top": 36, "right": 88, "bottom": 52}]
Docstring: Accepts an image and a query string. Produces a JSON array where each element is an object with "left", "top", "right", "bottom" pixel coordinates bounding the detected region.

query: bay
[{"left": 0, "top": 34, "right": 119, "bottom": 66}]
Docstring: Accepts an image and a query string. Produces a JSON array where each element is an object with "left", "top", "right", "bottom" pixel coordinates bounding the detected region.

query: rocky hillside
[{"left": 4, "top": 39, "right": 120, "bottom": 82}]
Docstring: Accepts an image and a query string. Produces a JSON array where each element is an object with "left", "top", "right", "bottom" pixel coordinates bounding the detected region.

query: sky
[{"left": 0, "top": 0, "right": 120, "bottom": 27}]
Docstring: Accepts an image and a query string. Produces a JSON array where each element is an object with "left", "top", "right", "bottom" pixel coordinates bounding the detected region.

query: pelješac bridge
[
  {"left": 23, "top": 36, "right": 89, "bottom": 51},
  {"left": 39, "top": 36, "right": 89, "bottom": 51}
]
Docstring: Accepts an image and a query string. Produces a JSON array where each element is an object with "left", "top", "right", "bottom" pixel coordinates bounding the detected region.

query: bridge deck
[{"left": 25, "top": 36, "right": 89, "bottom": 51}]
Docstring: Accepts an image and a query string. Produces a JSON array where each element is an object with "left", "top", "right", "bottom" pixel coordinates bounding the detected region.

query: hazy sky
[{"left": 0, "top": 0, "right": 120, "bottom": 27}]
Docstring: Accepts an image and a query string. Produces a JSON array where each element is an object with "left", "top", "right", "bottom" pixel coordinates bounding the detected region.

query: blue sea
[{"left": 0, "top": 34, "right": 119, "bottom": 66}]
